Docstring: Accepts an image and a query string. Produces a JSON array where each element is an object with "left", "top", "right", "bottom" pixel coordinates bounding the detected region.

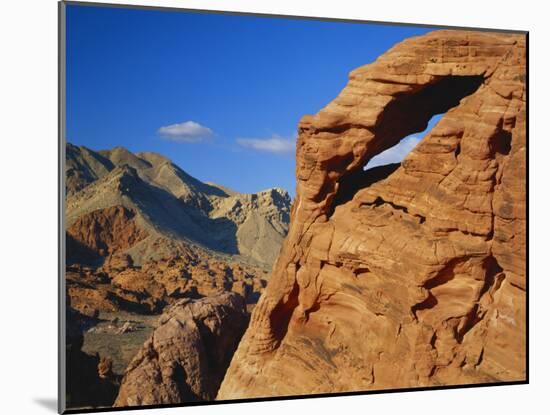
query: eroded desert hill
[
  {"left": 66, "top": 143, "right": 291, "bottom": 268},
  {"left": 218, "top": 30, "right": 526, "bottom": 398},
  {"left": 66, "top": 144, "right": 292, "bottom": 317}
]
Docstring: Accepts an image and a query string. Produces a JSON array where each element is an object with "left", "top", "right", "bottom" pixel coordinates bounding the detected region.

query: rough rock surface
[
  {"left": 218, "top": 30, "right": 526, "bottom": 399},
  {"left": 114, "top": 293, "right": 248, "bottom": 406}
]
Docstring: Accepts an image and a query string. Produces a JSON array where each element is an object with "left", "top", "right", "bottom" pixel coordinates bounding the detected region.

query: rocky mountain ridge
[{"left": 66, "top": 143, "right": 291, "bottom": 268}]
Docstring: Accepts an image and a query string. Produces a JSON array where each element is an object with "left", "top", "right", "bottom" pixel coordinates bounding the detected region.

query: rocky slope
[
  {"left": 114, "top": 293, "right": 248, "bottom": 406},
  {"left": 66, "top": 144, "right": 291, "bottom": 268},
  {"left": 66, "top": 143, "right": 114, "bottom": 196},
  {"left": 67, "top": 250, "right": 268, "bottom": 316},
  {"left": 218, "top": 30, "right": 526, "bottom": 399},
  {"left": 65, "top": 144, "right": 285, "bottom": 409}
]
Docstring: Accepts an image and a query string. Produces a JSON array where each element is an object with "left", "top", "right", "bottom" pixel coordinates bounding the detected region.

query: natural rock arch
[
  {"left": 218, "top": 30, "right": 526, "bottom": 398},
  {"left": 331, "top": 74, "right": 485, "bottom": 213}
]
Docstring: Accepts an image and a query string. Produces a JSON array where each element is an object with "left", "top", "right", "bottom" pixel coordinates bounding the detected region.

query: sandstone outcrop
[
  {"left": 218, "top": 30, "right": 526, "bottom": 399},
  {"left": 67, "top": 205, "right": 148, "bottom": 263},
  {"left": 114, "top": 293, "right": 248, "bottom": 406}
]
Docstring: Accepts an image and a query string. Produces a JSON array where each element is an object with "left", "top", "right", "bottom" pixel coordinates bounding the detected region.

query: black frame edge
[
  {"left": 62, "top": 0, "right": 528, "bottom": 34},
  {"left": 524, "top": 30, "right": 530, "bottom": 385},
  {"left": 58, "top": 1, "right": 67, "bottom": 414},
  {"left": 63, "top": 380, "right": 528, "bottom": 414}
]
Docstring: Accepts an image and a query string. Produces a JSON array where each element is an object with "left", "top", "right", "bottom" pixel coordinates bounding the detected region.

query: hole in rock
[
  {"left": 330, "top": 75, "right": 485, "bottom": 214},
  {"left": 490, "top": 129, "right": 512, "bottom": 156},
  {"left": 364, "top": 114, "right": 443, "bottom": 170}
]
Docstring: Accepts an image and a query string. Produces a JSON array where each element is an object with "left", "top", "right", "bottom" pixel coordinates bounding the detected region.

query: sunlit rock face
[{"left": 218, "top": 30, "right": 526, "bottom": 399}]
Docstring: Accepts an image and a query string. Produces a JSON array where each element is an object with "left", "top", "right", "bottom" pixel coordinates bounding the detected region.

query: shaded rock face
[
  {"left": 66, "top": 302, "right": 119, "bottom": 408},
  {"left": 218, "top": 30, "right": 526, "bottom": 399},
  {"left": 114, "top": 293, "right": 248, "bottom": 407},
  {"left": 210, "top": 187, "right": 291, "bottom": 265}
]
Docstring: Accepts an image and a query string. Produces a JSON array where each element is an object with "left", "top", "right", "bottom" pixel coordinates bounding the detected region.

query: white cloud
[
  {"left": 365, "top": 135, "right": 422, "bottom": 169},
  {"left": 158, "top": 121, "right": 214, "bottom": 143},
  {"left": 237, "top": 135, "right": 296, "bottom": 155}
]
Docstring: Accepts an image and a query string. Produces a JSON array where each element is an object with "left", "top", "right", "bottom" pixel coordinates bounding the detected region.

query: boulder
[{"left": 114, "top": 292, "right": 248, "bottom": 406}]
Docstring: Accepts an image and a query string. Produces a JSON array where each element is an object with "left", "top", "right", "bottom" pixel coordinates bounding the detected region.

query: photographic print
[{"left": 60, "top": 2, "right": 527, "bottom": 412}]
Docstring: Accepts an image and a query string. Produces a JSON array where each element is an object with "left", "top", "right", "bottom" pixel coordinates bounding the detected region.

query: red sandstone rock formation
[
  {"left": 67, "top": 205, "right": 148, "bottom": 261},
  {"left": 218, "top": 30, "right": 526, "bottom": 399},
  {"left": 114, "top": 293, "right": 248, "bottom": 406}
]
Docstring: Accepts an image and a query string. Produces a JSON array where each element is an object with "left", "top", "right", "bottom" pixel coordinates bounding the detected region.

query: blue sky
[{"left": 66, "top": 4, "right": 437, "bottom": 196}]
